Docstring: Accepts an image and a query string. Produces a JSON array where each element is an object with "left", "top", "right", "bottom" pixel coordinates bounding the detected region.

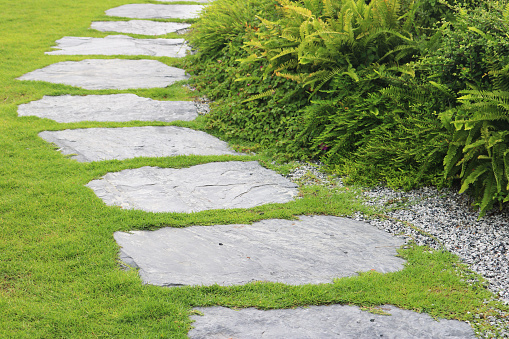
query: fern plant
[
  {"left": 244, "top": 0, "right": 419, "bottom": 93},
  {"left": 442, "top": 67, "right": 509, "bottom": 217}
]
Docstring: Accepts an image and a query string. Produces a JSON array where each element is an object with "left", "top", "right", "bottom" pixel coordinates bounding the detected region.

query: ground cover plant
[
  {"left": 1, "top": 0, "right": 508, "bottom": 337},
  {"left": 186, "top": 0, "right": 509, "bottom": 216}
]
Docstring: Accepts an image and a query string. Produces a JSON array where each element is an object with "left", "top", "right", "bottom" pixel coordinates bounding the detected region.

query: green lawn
[{"left": 0, "top": 0, "right": 507, "bottom": 337}]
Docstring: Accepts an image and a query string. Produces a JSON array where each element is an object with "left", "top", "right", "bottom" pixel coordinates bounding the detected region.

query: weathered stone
[
  {"left": 18, "top": 94, "right": 198, "bottom": 123},
  {"left": 91, "top": 20, "right": 191, "bottom": 36},
  {"left": 189, "top": 305, "right": 476, "bottom": 338},
  {"left": 87, "top": 161, "right": 298, "bottom": 213},
  {"left": 39, "top": 126, "right": 239, "bottom": 162},
  {"left": 46, "top": 36, "right": 191, "bottom": 58},
  {"left": 154, "top": 0, "right": 211, "bottom": 2},
  {"left": 17, "top": 59, "right": 188, "bottom": 90},
  {"left": 114, "top": 215, "right": 406, "bottom": 286},
  {"left": 106, "top": 4, "right": 204, "bottom": 19}
]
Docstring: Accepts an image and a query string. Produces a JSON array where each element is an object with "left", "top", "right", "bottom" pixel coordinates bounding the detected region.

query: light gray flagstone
[
  {"left": 114, "top": 215, "right": 406, "bottom": 286},
  {"left": 91, "top": 20, "right": 191, "bottom": 36},
  {"left": 189, "top": 305, "right": 476, "bottom": 338},
  {"left": 154, "top": 0, "right": 211, "bottom": 3},
  {"left": 39, "top": 126, "right": 239, "bottom": 162},
  {"left": 46, "top": 36, "right": 190, "bottom": 58},
  {"left": 17, "top": 59, "right": 188, "bottom": 90},
  {"left": 106, "top": 4, "right": 204, "bottom": 20},
  {"left": 18, "top": 94, "right": 199, "bottom": 123},
  {"left": 87, "top": 161, "right": 298, "bottom": 213}
]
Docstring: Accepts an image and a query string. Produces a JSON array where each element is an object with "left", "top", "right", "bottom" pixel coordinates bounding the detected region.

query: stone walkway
[{"left": 16, "top": 2, "right": 478, "bottom": 338}]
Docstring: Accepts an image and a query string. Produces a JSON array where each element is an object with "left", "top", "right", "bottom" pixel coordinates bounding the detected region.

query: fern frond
[{"left": 242, "top": 90, "right": 275, "bottom": 103}]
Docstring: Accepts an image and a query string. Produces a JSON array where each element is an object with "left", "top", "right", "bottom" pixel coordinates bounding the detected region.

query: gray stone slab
[
  {"left": 39, "top": 126, "right": 239, "bottom": 162},
  {"left": 87, "top": 161, "right": 298, "bottom": 213},
  {"left": 189, "top": 305, "right": 476, "bottom": 339},
  {"left": 18, "top": 94, "right": 198, "bottom": 123},
  {"left": 46, "top": 36, "right": 190, "bottom": 58},
  {"left": 106, "top": 4, "right": 204, "bottom": 20},
  {"left": 91, "top": 20, "right": 191, "bottom": 36},
  {"left": 113, "top": 215, "right": 406, "bottom": 286},
  {"left": 155, "top": 0, "right": 211, "bottom": 2},
  {"left": 17, "top": 59, "right": 188, "bottom": 90}
]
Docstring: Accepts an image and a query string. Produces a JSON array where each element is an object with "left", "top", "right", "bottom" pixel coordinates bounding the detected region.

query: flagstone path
[
  {"left": 106, "top": 4, "right": 204, "bottom": 19},
  {"left": 86, "top": 161, "right": 298, "bottom": 213},
  {"left": 39, "top": 126, "right": 240, "bottom": 162},
  {"left": 18, "top": 59, "right": 188, "bottom": 90},
  {"left": 46, "top": 35, "right": 190, "bottom": 57},
  {"left": 91, "top": 20, "right": 191, "bottom": 36},
  {"left": 18, "top": 94, "right": 198, "bottom": 122},
  {"left": 16, "top": 2, "right": 478, "bottom": 337},
  {"left": 114, "top": 216, "right": 406, "bottom": 286}
]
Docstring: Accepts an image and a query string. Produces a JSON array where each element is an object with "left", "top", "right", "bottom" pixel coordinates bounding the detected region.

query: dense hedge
[{"left": 185, "top": 0, "right": 509, "bottom": 216}]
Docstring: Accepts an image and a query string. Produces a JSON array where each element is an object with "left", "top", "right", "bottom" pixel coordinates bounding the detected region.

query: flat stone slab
[
  {"left": 87, "top": 161, "right": 298, "bottom": 213},
  {"left": 17, "top": 59, "right": 188, "bottom": 90},
  {"left": 46, "top": 36, "right": 190, "bottom": 57},
  {"left": 18, "top": 94, "right": 199, "bottom": 123},
  {"left": 114, "top": 215, "right": 406, "bottom": 286},
  {"left": 189, "top": 305, "right": 476, "bottom": 338},
  {"left": 91, "top": 20, "right": 191, "bottom": 36},
  {"left": 106, "top": 4, "right": 204, "bottom": 20},
  {"left": 155, "top": 0, "right": 211, "bottom": 2},
  {"left": 39, "top": 126, "right": 239, "bottom": 162}
]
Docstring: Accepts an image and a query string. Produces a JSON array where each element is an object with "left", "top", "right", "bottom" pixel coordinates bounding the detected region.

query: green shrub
[{"left": 443, "top": 67, "right": 509, "bottom": 217}]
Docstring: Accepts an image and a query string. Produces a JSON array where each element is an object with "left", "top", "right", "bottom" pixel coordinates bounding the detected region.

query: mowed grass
[{"left": 0, "top": 0, "right": 507, "bottom": 337}]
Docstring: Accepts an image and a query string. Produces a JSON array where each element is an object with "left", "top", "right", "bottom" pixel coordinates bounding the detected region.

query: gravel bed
[{"left": 285, "top": 161, "right": 509, "bottom": 337}]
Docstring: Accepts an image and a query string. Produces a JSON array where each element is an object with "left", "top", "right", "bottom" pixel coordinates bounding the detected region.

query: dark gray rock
[
  {"left": 189, "top": 305, "right": 476, "bottom": 338},
  {"left": 39, "top": 126, "right": 239, "bottom": 162},
  {"left": 113, "top": 215, "right": 406, "bottom": 286},
  {"left": 91, "top": 20, "right": 191, "bottom": 36},
  {"left": 46, "top": 36, "right": 190, "bottom": 57},
  {"left": 17, "top": 59, "right": 188, "bottom": 90},
  {"left": 106, "top": 4, "right": 204, "bottom": 19},
  {"left": 87, "top": 161, "right": 298, "bottom": 213},
  {"left": 18, "top": 94, "right": 198, "bottom": 123}
]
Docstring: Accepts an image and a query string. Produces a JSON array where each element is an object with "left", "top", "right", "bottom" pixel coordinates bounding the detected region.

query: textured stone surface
[
  {"left": 18, "top": 94, "right": 198, "bottom": 123},
  {"left": 17, "top": 59, "right": 188, "bottom": 90},
  {"left": 155, "top": 0, "right": 211, "bottom": 2},
  {"left": 106, "top": 4, "right": 204, "bottom": 19},
  {"left": 39, "top": 126, "right": 239, "bottom": 162},
  {"left": 189, "top": 305, "right": 476, "bottom": 339},
  {"left": 87, "top": 161, "right": 298, "bottom": 213},
  {"left": 114, "top": 215, "right": 406, "bottom": 286},
  {"left": 46, "top": 36, "right": 190, "bottom": 57},
  {"left": 91, "top": 20, "right": 191, "bottom": 36}
]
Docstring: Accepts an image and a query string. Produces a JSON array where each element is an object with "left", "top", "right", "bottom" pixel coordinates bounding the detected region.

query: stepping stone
[
  {"left": 87, "top": 161, "right": 298, "bottom": 213},
  {"left": 91, "top": 20, "right": 191, "bottom": 36},
  {"left": 17, "top": 59, "right": 188, "bottom": 90},
  {"left": 46, "top": 36, "right": 190, "bottom": 58},
  {"left": 155, "top": 0, "right": 211, "bottom": 2},
  {"left": 39, "top": 126, "right": 239, "bottom": 162},
  {"left": 114, "top": 215, "right": 406, "bottom": 286},
  {"left": 106, "top": 4, "right": 204, "bottom": 20},
  {"left": 18, "top": 94, "right": 199, "bottom": 123},
  {"left": 189, "top": 305, "right": 476, "bottom": 338}
]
